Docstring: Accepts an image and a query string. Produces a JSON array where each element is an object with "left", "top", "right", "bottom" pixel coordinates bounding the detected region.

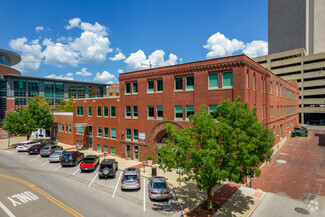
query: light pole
[{"left": 7, "top": 132, "right": 10, "bottom": 149}]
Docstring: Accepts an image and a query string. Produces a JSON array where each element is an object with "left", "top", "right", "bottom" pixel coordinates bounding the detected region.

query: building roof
[
  {"left": 3, "top": 74, "right": 107, "bottom": 86},
  {"left": 0, "top": 49, "right": 21, "bottom": 66}
]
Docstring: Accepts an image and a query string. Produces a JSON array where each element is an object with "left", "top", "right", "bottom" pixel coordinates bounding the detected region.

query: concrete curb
[{"left": 246, "top": 192, "right": 265, "bottom": 217}]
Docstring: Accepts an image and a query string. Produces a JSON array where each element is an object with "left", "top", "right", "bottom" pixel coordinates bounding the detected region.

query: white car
[{"left": 16, "top": 141, "right": 39, "bottom": 152}]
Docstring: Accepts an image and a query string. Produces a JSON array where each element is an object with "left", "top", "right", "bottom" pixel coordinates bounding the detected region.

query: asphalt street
[{"left": 0, "top": 149, "right": 181, "bottom": 217}]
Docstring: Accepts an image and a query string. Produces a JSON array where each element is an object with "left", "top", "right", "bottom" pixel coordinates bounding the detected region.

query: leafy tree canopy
[
  {"left": 55, "top": 97, "right": 74, "bottom": 112},
  {"left": 157, "top": 97, "right": 275, "bottom": 209}
]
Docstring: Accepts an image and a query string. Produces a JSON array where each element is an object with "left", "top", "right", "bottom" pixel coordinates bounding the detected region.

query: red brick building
[{"left": 55, "top": 55, "right": 299, "bottom": 162}]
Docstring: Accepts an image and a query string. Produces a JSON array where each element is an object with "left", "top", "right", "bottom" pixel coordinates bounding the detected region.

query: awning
[{"left": 74, "top": 123, "right": 93, "bottom": 127}]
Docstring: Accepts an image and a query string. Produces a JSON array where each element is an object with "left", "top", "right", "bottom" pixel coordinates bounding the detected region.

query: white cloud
[
  {"left": 243, "top": 40, "right": 268, "bottom": 58},
  {"left": 203, "top": 32, "right": 245, "bottom": 59},
  {"left": 46, "top": 72, "right": 74, "bottom": 80},
  {"left": 94, "top": 70, "right": 116, "bottom": 83},
  {"left": 76, "top": 67, "right": 92, "bottom": 76},
  {"left": 204, "top": 32, "right": 268, "bottom": 59},
  {"left": 109, "top": 52, "right": 126, "bottom": 61},
  {"left": 42, "top": 38, "right": 80, "bottom": 67},
  {"left": 124, "top": 50, "right": 179, "bottom": 70},
  {"left": 56, "top": 36, "right": 73, "bottom": 42},
  {"left": 65, "top": 17, "right": 108, "bottom": 36},
  {"left": 118, "top": 69, "right": 124, "bottom": 73},
  {"left": 35, "top": 26, "right": 44, "bottom": 32},
  {"left": 65, "top": 18, "right": 81, "bottom": 30},
  {"left": 9, "top": 37, "right": 43, "bottom": 72}
]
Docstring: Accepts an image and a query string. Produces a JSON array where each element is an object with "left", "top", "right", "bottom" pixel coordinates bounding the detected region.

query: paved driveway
[{"left": 252, "top": 129, "right": 325, "bottom": 200}]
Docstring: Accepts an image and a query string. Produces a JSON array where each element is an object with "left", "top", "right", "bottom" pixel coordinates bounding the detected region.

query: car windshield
[
  {"left": 42, "top": 147, "right": 50, "bottom": 150},
  {"left": 124, "top": 175, "right": 137, "bottom": 181},
  {"left": 84, "top": 159, "right": 95, "bottom": 163},
  {"left": 153, "top": 182, "right": 166, "bottom": 189},
  {"left": 62, "top": 154, "right": 72, "bottom": 159},
  {"left": 101, "top": 164, "right": 112, "bottom": 169},
  {"left": 51, "top": 152, "right": 61, "bottom": 156}
]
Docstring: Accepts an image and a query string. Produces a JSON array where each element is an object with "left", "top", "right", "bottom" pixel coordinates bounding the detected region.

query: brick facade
[{"left": 55, "top": 55, "right": 299, "bottom": 163}]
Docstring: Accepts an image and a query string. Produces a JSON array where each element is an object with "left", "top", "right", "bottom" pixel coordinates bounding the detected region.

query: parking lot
[{"left": 0, "top": 148, "right": 181, "bottom": 216}]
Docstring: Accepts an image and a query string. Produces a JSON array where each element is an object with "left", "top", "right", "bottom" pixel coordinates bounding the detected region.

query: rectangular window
[
  {"left": 69, "top": 125, "right": 71, "bottom": 133},
  {"left": 133, "top": 106, "right": 138, "bottom": 118},
  {"left": 88, "top": 106, "right": 92, "bottom": 116},
  {"left": 280, "top": 84, "right": 282, "bottom": 97},
  {"left": 103, "top": 106, "right": 109, "bottom": 117},
  {"left": 254, "top": 74, "right": 256, "bottom": 90},
  {"left": 133, "top": 129, "right": 138, "bottom": 141},
  {"left": 65, "top": 124, "right": 68, "bottom": 132},
  {"left": 104, "top": 127, "right": 109, "bottom": 138},
  {"left": 209, "top": 105, "right": 218, "bottom": 115},
  {"left": 111, "top": 147, "right": 116, "bottom": 154},
  {"left": 77, "top": 106, "right": 84, "bottom": 116},
  {"left": 157, "top": 106, "right": 163, "bottom": 119},
  {"left": 104, "top": 146, "right": 108, "bottom": 154},
  {"left": 97, "top": 127, "right": 102, "bottom": 137},
  {"left": 223, "top": 72, "right": 233, "bottom": 87},
  {"left": 186, "top": 76, "right": 194, "bottom": 90},
  {"left": 209, "top": 74, "right": 218, "bottom": 88},
  {"left": 59, "top": 124, "right": 61, "bottom": 132},
  {"left": 175, "top": 77, "right": 183, "bottom": 90},
  {"left": 270, "top": 82, "right": 273, "bottom": 94},
  {"left": 175, "top": 105, "right": 183, "bottom": 120},
  {"left": 246, "top": 71, "right": 249, "bottom": 89},
  {"left": 147, "top": 80, "right": 154, "bottom": 93},
  {"left": 157, "top": 79, "right": 163, "bottom": 92},
  {"left": 97, "top": 144, "right": 102, "bottom": 152},
  {"left": 148, "top": 106, "right": 154, "bottom": 119},
  {"left": 126, "top": 129, "right": 131, "bottom": 140},
  {"left": 97, "top": 106, "right": 102, "bottom": 117},
  {"left": 77, "top": 126, "right": 84, "bottom": 134},
  {"left": 270, "top": 106, "right": 273, "bottom": 118},
  {"left": 62, "top": 124, "right": 64, "bottom": 132},
  {"left": 186, "top": 105, "right": 194, "bottom": 120},
  {"left": 111, "top": 106, "right": 116, "bottom": 117},
  {"left": 133, "top": 82, "right": 138, "bottom": 93},
  {"left": 276, "top": 83, "right": 279, "bottom": 96},
  {"left": 126, "top": 106, "right": 131, "bottom": 118},
  {"left": 125, "top": 83, "right": 131, "bottom": 94},
  {"left": 111, "top": 128, "right": 116, "bottom": 139}
]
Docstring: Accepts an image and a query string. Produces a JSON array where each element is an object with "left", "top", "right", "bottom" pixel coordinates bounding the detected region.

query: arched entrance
[{"left": 147, "top": 121, "right": 184, "bottom": 161}]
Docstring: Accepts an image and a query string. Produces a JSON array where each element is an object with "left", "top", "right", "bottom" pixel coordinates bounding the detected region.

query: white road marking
[
  {"left": 30, "top": 156, "right": 40, "bottom": 161},
  {"left": 20, "top": 154, "right": 27, "bottom": 158},
  {"left": 41, "top": 161, "right": 49, "bottom": 166},
  {"left": 88, "top": 173, "right": 98, "bottom": 187},
  {"left": 112, "top": 172, "right": 122, "bottom": 198},
  {"left": 143, "top": 178, "right": 146, "bottom": 212},
  {"left": 72, "top": 168, "right": 80, "bottom": 176},
  {"left": 0, "top": 200, "right": 15, "bottom": 217},
  {"left": 54, "top": 165, "right": 62, "bottom": 171}
]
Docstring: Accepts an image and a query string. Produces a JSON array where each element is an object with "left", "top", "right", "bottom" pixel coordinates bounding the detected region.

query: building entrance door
[
  {"left": 126, "top": 144, "right": 131, "bottom": 159},
  {"left": 88, "top": 137, "right": 93, "bottom": 150},
  {"left": 134, "top": 146, "right": 139, "bottom": 161}
]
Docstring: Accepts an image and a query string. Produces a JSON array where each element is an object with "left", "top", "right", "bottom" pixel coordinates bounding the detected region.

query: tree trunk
[
  {"left": 207, "top": 187, "right": 212, "bottom": 210},
  {"left": 27, "top": 132, "right": 31, "bottom": 141}
]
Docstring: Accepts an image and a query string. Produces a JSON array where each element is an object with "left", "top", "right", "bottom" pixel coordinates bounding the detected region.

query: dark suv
[
  {"left": 98, "top": 159, "right": 118, "bottom": 178},
  {"left": 27, "top": 144, "right": 46, "bottom": 154},
  {"left": 61, "top": 151, "right": 85, "bottom": 166}
]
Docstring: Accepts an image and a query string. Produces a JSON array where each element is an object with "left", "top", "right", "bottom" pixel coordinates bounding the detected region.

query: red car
[{"left": 80, "top": 155, "right": 100, "bottom": 172}]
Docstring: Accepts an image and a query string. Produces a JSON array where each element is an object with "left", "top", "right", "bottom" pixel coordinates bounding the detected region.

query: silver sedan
[
  {"left": 48, "top": 150, "right": 67, "bottom": 163},
  {"left": 148, "top": 176, "right": 170, "bottom": 201}
]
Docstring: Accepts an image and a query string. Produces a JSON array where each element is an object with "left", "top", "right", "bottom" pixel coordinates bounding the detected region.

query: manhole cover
[
  {"left": 276, "top": 160, "right": 287, "bottom": 164},
  {"left": 303, "top": 193, "right": 316, "bottom": 201},
  {"left": 294, "top": 207, "right": 310, "bottom": 215}
]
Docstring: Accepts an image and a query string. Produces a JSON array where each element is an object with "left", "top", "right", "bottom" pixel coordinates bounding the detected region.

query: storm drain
[
  {"left": 303, "top": 192, "right": 316, "bottom": 202},
  {"left": 294, "top": 207, "right": 310, "bottom": 215}
]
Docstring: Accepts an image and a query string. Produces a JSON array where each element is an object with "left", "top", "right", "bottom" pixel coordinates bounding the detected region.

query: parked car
[
  {"left": 61, "top": 151, "right": 84, "bottom": 166},
  {"left": 292, "top": 126, "right": 308, "bottom": 137},
  {"left": 16, "top": 141, "right": 39, "bottom": 152},
  {"left": 98, "top": 159, "right": 118, "bottom": 178},
  {"left": 148, "top": 176, "right": 170, "bottom": 201},
  {"left": 40, "top": 145, "right": 63, "bottom": 157},
  {"left": 27, "top": 144, "right": 46, "bottom": 154},
  {"left": 48, "top": 150, "right": 67, "bottom": 163},
  {"left": 80, "top": 155, "right": 100, "bottom": 172},
  {"left": 121, "top": 168, "right": 141, "bottom": 190}
]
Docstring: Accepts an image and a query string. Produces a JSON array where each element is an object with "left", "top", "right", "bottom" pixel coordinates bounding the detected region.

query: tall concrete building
[{"left": 268, "top": 0, "right": 325, "bottom": 55}]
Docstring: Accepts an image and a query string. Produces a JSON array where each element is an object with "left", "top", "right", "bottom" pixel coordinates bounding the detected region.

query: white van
[{"left": 16, "top": 141, "right": 39, "bottom": 152}]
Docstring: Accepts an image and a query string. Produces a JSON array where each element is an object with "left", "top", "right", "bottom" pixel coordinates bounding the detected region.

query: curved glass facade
[{"left": 0, "top": 55, "right": 10, "bottom": 66}]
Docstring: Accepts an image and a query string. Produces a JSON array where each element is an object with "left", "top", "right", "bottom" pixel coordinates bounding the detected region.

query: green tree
[
  {"left": 55, "top": 97, "right": 74, "bottom": 112},
  {"left": 2, "top": 95, "right": 54, "bottom": 140},
  {"left": 157, "top": 97, "right": 274, "bottom": 210}
]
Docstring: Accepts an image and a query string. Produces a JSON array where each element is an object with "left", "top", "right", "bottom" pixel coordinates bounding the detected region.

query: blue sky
[{"left": 0, "top": 0, "right": 268, "bottom": 84}]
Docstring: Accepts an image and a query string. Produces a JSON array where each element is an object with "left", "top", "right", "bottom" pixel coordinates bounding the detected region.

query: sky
[{"left": 0, "top": 0, "right": 268, "bottom": 84}]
